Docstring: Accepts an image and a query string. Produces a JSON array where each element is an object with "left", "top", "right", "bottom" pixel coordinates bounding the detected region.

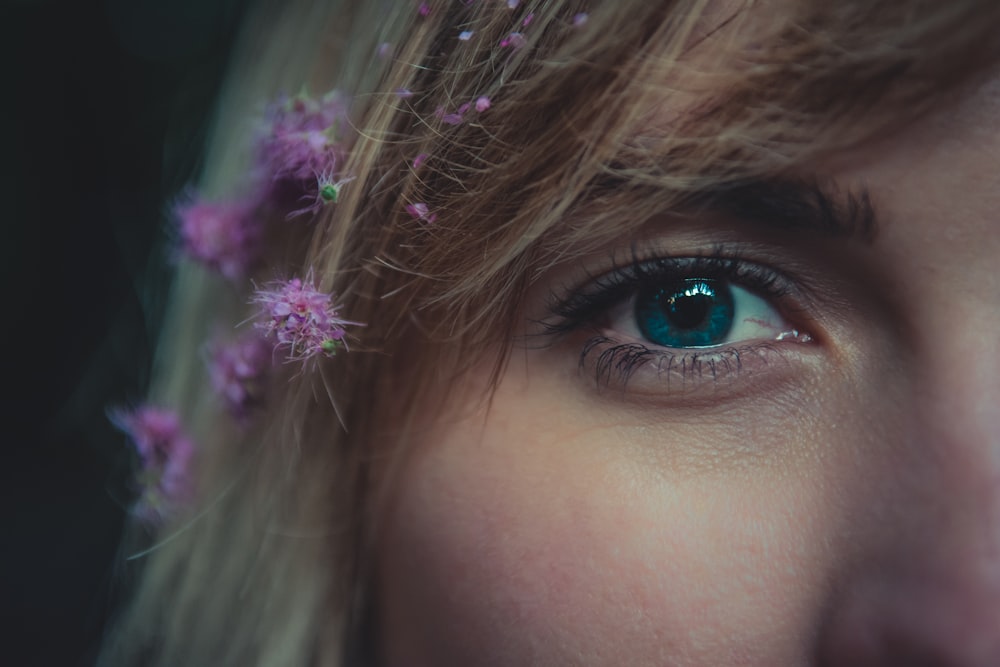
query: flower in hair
[
  {"left": 175, "top": 196, "right": 260, "bottom": 280},
  {"left": 412, "top": 153, "right": 428, "bottom": 170},
  {"left": 435, "top": 97, "right": 489, "bottom": 126},
  {"left": 111, "top": 405, "right": 195, "bottom": 524},
  {"left": 436, "top": 102, "right": 471, "bottom": 126},
  {"left": 252, "top": 276, "right": 360, "bottom": 363},
  {"left": 260, "top": 126, "right": 339, "bottom": 183},
  {"left": 572, "top": 12, "right": 589, "bottom": 27},
  {"left": 405, "top": 202, "right": 437, "bottom": 223},
  {"left": 458, "top": 30, "right": 474, "bottom": 41},
  {"left": 206, "top": 334, "right": 271, "bottom": 419},
  {"left": 256, "top": 90, "right": 350, "bottom": 185},
  {"left": 418, "top": 2, "right": 430, "bottom": 17},
  {"left": 500, "top": 32, "right": 526, "bottom": 49}
]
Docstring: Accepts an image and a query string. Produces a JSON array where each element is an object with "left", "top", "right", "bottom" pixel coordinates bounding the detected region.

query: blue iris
[{"left": 634, "top": 278, "right": 735, "bottom": 348}]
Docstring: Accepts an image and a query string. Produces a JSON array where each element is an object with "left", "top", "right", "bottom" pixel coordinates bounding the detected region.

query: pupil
[
  {"left": 666, "top": 292, "right": 711, "bottom": 330},
  {"left": 634, "top": 278, "right": 735, "bottom": 348}
]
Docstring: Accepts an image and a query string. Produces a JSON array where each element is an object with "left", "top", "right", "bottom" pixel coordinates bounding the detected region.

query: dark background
[{"left": 3, "top": 0, "right": 248, "bottom": 663}]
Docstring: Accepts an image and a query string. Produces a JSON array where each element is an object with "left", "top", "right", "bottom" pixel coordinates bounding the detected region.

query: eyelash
[{"left": 539, "top": 245, "right": 809, "bottom": 388}]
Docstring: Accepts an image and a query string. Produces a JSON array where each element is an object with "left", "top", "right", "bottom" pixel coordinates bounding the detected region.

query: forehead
[{"left": 837, "top": 65, "right": 1000, "bottom": 240}]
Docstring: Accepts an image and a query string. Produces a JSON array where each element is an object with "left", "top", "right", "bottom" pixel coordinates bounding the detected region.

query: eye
[
  {"left": 538, "top": 250, "right": 816, "bottom": 390},
  {"left": 617, "top": 277, "right": 799, "bottom": 349}
]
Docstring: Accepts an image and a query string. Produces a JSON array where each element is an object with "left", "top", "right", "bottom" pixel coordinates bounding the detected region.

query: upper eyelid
[{"left": 542, "top": 249, "right": 799, "bottom": 332}]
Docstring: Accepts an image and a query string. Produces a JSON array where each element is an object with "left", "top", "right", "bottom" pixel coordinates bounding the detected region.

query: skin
[{"left": 373, "top": 62, "right": 1000, "bottom": 667}]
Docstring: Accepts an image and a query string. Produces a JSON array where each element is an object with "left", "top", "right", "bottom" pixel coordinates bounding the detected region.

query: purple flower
[
  {"left": 255, "top": 91, "right": 351, "bottom": 187},
  {"left": 405, "top": 202, "right": 437, "bottom": 223},
  {"left": 436, "top": 103, "right": 468, "bottom": 126},
  {"left": 522, "top": 13, "right": 534, "bottom": 27},
  {"left": 395, "top": 88, "right": 415, "bottom": 99},
  {"left": 572, "top": 12, "right": 589, "bottom": 27},
  {"left": 206, "top": 334, "right": 271, "bottom": 418},
  {"left": 437, "top": 101, "right": 472, "bottom": 125},
  {"left": 418, "top": 2, "right": 430, "bottom": 16},
  {"left": 260, "top": 127, "right": 339, "bottom": 182},
  {"left": 458, "top": 30, "right": 474, "bottom": 41},
  {"left": 111, "top": 405, "right": 195, "bottom": 524},
  {"left": 475, "top": 95, "right": 491, "bottom": 113},
  {"left": 413, "top": 153, "right": 428, "bottom": 170},
  {"left": 252, "top": 276, "right": 362, "bottom": 363},
  {"left": 175, "top": 196, "right": 260, "bottom": 280},
  {"left": 500, "top": 32, "right": 526, "bottom": 49}
]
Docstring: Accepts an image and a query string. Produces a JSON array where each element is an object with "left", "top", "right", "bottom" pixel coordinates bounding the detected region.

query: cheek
[{"left": 375, "top": 372, "right": 865, "bottom": 666}]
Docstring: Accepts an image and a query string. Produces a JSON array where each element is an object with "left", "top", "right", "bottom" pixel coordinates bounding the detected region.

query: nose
[{"left": 818, "top": 340, "right": 1000, "bottom": 666}]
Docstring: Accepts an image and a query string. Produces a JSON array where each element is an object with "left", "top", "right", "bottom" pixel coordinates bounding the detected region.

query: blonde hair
[{"left": 102, "top": 0, "right": 1000, "bottom": 664}]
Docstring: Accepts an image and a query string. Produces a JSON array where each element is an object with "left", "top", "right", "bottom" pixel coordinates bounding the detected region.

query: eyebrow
[
  {"left": 589, "top": 173, "right": 880, "bottom": 244},
  {"left": 689, "top": 178, "right": 880, "bottom": 244}
]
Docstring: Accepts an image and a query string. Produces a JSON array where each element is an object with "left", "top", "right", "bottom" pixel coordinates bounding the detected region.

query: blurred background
[{"left": 3, "top": 0, "right": 248, "bottom": 663}]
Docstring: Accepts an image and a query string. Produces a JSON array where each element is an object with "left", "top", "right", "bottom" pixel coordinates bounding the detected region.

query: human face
[{"left": 373, "top": 67, "right": 1000, "bottom": 666}]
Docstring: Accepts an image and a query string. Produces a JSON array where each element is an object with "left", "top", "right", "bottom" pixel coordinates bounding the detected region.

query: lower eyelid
[{"left": 578, "top": 334, "right": 817, "bottom": 401}]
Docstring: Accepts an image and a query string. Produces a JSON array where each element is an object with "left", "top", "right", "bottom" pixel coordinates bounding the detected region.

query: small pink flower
[
  {"left": 522, "top": 13, "right": 534, "bottom": 27},
  {"left": 175, "top": 196, "right": 260, "bottom": 280},
  {"left": 252, "top": 276, "right": 362, "bottom": 363},
  {"left": 405, "top": 202, "right": 437, "bottom": 223},
  {"left": 418, "top": 2, "right": 430, "bottom": 16},
  {"left": 261, "top": 127, "right": 339, "bottom": 182},
  {"left": 111, "top": 404, "right": 195, "bottom": 524},
  {"left": 458, "top": 30, "right": 474, "bottom": 41},
  {"left": 206, "top": 334, "right": 271, "bottom": 418},
  {"left": 413, "top": 153, "right": 428, "bottom": 169},
  {"left": 500, "top": 32, "right": 526, "bottom": 49},
  {"left": 255, "top": 91, "right": 350, "bottom": 184},
  {"left": 572, "top": 12, "right": 588, "bottom": 27},
  {"left": 438, "top": 104, "right": 467, "bottom": 125},
  {"left": 474, "top": 95, "right": 491, "bottom": 112}
]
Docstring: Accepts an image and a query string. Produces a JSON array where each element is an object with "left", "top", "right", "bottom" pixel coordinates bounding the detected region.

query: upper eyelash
[{"left": 540, "top": 244, "right": 793, "bottom": 340}]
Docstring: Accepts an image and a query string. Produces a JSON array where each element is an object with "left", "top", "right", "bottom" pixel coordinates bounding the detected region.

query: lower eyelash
[{"left": 582, "top": 335, "right": 775, "bottom": 389}]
